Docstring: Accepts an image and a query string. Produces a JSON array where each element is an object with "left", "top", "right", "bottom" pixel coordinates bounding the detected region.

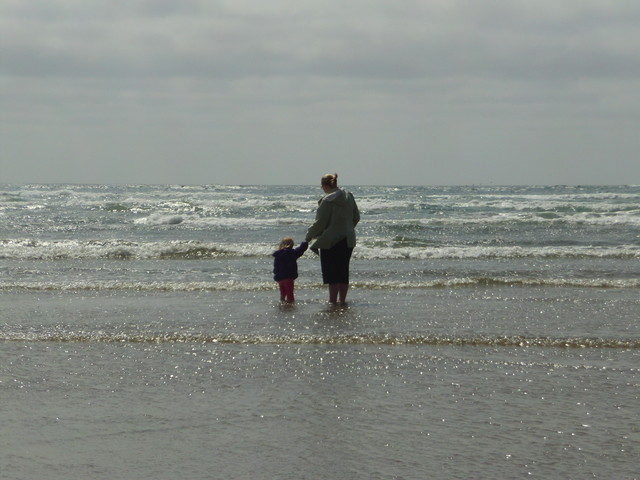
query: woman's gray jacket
[{"left": 305, "top": 188, "right": 360, "bottom": 250}]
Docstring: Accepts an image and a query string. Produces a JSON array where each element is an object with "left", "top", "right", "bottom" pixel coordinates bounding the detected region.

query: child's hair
[
  {"left": 279, "top": 237, "right": 294, "bottom": 249},
  {"left": 321, "top": 173, "right": 338, "bottom": 188}
]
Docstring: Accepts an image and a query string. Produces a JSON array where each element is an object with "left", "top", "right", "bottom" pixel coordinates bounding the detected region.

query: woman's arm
[
  {"left": 305, "top": 201, "right": 331, "bottom": 242},
  {"left": 351, "top": 193, "right": 360, "bottom": 227}
]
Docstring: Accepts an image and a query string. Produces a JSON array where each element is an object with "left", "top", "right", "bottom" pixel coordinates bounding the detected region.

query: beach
[{"left": 1, "top": 184, "right": 639, "bottom": 479}]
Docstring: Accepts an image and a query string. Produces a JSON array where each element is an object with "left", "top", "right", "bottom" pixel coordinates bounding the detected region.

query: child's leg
[
  {"left": 280, "top": 278, "right": 295, "bottom": 302},
  {"left": 278, "top": 280, "right": 288, "bottom": 301}
]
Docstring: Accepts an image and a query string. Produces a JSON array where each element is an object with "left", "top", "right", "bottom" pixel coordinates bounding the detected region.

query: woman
[{"left": 305, "top": 173, "right": 360, "bottom": 304}]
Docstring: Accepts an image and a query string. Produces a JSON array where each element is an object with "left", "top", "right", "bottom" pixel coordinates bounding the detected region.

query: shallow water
[
  {"left": 1, "top": 184, "right": 639, "bottom": 479},
  {"left": 2, "top": 288, "right": 639, "bottom": 480}
]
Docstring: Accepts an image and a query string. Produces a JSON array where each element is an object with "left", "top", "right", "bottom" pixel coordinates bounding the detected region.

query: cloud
[
  {"left": 1, "top": 0, "right": 639, "bottom": 184},
  {"left": 5, "top": 0, "right": 638, "bottom": 81}
]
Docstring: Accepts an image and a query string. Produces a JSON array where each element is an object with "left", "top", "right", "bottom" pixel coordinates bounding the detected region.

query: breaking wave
[
  {"left": 2, "top": 239, "right": 638, "bottom": 261},
  {"left": 0, "top": 239, "right": 263, "bottom": 260}
]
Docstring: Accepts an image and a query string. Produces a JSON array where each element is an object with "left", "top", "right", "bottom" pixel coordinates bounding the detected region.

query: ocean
[{"left": 1, "top": 184, "right": 638, "bottom": 479}]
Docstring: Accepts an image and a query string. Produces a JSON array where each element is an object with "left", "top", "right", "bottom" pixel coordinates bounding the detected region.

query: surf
[{"left": 2, "top": 331, "right": 638, "bottom": 349}]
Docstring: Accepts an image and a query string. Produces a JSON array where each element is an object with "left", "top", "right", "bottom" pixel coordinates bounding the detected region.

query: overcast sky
[{"left": 1, "top": 0, "right": 639, "bottom": 185}]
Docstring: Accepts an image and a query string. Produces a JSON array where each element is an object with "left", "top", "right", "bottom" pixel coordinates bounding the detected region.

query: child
[{"left": 273, "top": 237, "right": 308, "bottom": 303}]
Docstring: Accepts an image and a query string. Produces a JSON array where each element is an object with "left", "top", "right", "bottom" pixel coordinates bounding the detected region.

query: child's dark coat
[{"left": 273, "top": 242, "right": 308, "bottom": 281}]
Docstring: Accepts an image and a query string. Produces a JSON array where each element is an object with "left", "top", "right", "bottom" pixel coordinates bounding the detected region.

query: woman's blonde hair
[
  {"left": 321, "top": 173, "right": 338, "bottom": 188},
  {"left": 279, "top": 237, "right": 294, "bottom": 249}
]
